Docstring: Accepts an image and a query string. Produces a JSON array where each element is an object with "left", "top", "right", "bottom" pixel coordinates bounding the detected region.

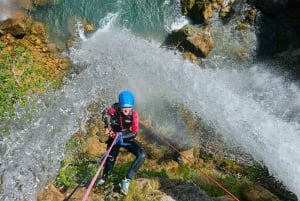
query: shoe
[
  {"left": 177, "top": 156, "right": 184, "bottom": 164},
  {"left": 95, "top": 178, "right": 106, "bottom": 187},
  {"left": 119, "top": 178, "right": 130, "bottom": 195}
]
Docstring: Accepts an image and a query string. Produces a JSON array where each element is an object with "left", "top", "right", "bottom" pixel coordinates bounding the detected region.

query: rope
[
  {"left": 140, "top": 123, "right": 240, "bottom": 201},
  {"left": 64, "top": 152, "right": 107, "bottom": 201},
  {"left": 81, "top": 133, "right": 120, "bottom": 201}
]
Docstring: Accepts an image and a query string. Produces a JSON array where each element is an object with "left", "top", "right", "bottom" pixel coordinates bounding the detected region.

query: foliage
[
  {"left": 109, "top": 162, "right": 133, "bottom": 184},
  {"left": 244, "top": 162, "right": 263, "bottom": 180},
  {"left": 124, "top": 179, "right": 162, "bottom": 201},
  {"left": 165, "top": 163, "right": 244, "bottom": 198},
  {"left": 0, "top": 44, "right": 63, "bottom": 121},
  {"left": 169, "top": 164, "right": 197, "bottom": 181},
  {"left": 200, "top": 175, "right": 243, "bottom": 197},
  {"left": 138, "top": 168, "right": 168, "bottom": 178},
  {"left": 54, "top": 134, "right": 92, "bottom": 188}
]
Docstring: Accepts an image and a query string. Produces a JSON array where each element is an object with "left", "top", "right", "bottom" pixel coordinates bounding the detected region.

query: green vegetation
[
  {"left": 244, "top": 162, "right": 263, "bottom": 180},
  {"left": 0, "top": 42, "right": 61, "bottom": 121},
  {"left": 54, "top": 134, "right": 90, "bottom": 188}
]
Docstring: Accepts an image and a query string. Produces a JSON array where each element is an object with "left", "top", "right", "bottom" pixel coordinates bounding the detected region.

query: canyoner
[
  {"left": 94, "top": 90, "right": 146, "bottom": 195},
  {"left": 65, "top": 90, "right": 147, "bottom": 200}
]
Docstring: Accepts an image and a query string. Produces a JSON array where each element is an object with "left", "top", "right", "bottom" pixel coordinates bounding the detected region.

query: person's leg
[
  {"left": 119, "top": 140, "right": 146, "bottom": 195},
  {"left": 96, "top": 140, "right": 121, "bottom": 186},
  {"left": 125, "top": 141, "right": 146, "bottom": 179}
]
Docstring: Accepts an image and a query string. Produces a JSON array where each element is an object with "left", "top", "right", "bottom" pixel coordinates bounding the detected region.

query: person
[{"left": 96, "top": 90, "right": 146, "bottom": 195}]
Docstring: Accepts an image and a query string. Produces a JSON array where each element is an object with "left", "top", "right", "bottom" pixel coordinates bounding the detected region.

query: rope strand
[
  {"left": 81, "top": 133, "right": 120, "bottom": 201},
  {"left": 140, "top": 122, "right": 240, "bottom": 201}
]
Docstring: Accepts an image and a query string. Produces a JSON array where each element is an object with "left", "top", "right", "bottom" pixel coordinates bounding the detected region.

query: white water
[{"left": 0, "top": 0, "right": 15, "bottom": 21}]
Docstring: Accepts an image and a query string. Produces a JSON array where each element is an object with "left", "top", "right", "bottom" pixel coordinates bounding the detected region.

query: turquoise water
[{"left": 31, "top": 0, "right": 181, "bottom": 43}]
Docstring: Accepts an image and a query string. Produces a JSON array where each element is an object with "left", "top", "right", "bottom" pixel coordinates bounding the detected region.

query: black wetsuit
[{"left": 101, "top": 103, "right": 146, "bottom": 180}]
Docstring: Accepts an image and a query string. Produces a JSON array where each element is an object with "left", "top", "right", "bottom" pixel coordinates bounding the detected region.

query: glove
[{"left": 104, "top": 128, "right": 116, "bottom": 138}]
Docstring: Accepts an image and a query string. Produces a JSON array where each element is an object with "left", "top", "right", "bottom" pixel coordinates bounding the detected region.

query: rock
[
  {"left": 182, "top": 50, "right": 203, "bottom": 65},
  {"left": 239, "top": 180, "right": 281, "bottom": 201},
  {"left": 0, "top": 14, "right": 32, "bottom": 38},
  {"left": 213, "top": 195, "right": 234, "bottom": 201},
  {"left": 64, "top": 186, "right": 105, "bottom": 201},
  {"left": 37, "top": 182, "right": 64, "bottom": 201},
  {"left": 219, "top": 5, "right": 235, "bottom": 23},
  {"left": 30, "top": 21, "right": 48, "bottom": 39},
  {"left": 181, "top": 0, "right": 214, "bottom": 24},
  {"left": 245, "top": 9, "right": 258, "bottom": 25},
  {"left": 81, "top": 135, "right": 106, "bottom": 157},
  {"left": 180, "top": 148, "right": 198, "bottom": 165},
  {"left": 164, "top": 25, "right": 214, "bottom": 58},
  {"left": 180, "top": 0, "right": 196, "bottom": 16},
  {"left": 15, "top": 0, "right": 34, "bottom": 10},
  {"left": 159, "top": 178, "right": 214, "bottom": 201}
]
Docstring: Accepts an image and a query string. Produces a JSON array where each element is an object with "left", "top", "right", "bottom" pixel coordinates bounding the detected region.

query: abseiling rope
[
  {"left": 81, "top": 133, "right": 120, "bottom": 201},
  {"left": 140, "top": 122, "right": 240, "bottom": 201},
  {"left": 64, "top": 152, "right": 107, "bottom": 201}
]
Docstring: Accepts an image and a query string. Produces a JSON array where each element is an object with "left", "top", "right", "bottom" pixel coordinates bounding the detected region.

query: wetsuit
[{"left": 101, "top": 103, "right": 146, "bottom": 180}]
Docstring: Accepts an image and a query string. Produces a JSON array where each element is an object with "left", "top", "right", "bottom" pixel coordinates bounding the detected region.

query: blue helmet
[{"left": 119, "top": 90, "right": 135, "bottom": 108}]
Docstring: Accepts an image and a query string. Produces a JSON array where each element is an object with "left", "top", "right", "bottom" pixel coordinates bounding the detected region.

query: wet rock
[
  {"left": 14, "top": 0, "right": 34, "bottom": 10},
  {"left": 181, "top": 0, "right": 215, "bottom": 24},
  {"left": 164, "top": 24, "right": 214, "bottom": 58},
  {"left": 37, "top": 182, "right": 64, "bottom": 201},
  {"left": 0, "top": 13, "right": 32, "bottom": 38},
  {"left": 159, "top": 178, "right": 214, "bottom": 201},
  {"left": 213, "top": 195, "right": 234, "bottom": 201},
  {"left": 239, "top": 180, "right": 280, "bottom": 201}
]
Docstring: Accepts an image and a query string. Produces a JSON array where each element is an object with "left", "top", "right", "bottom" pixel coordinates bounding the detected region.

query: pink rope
[{"left": 81, "top": 133, "right": 120, "bottom": 201}]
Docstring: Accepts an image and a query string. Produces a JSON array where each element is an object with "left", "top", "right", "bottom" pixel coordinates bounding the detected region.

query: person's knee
[
  {"left": 138, "top": 148, "right": 147, "bottom": 161},
  {"left": 107, "top": 155, "right": 115, "bottom": 162}
]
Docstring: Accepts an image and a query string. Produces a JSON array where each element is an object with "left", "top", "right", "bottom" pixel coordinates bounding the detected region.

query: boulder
[
  {"left": 239, "top": 180, "right": 280, "bottom": 201},
  {"left": 164, "top": 25, "right": 214, "bottom": 58},
  {"left": 0, "top": 13, "right": 33, "bottom": 38}
]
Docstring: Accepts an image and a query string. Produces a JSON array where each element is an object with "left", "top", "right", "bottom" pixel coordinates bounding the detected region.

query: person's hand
[{"left": 104, "top": 128, "right": 116, "bottom": 138}]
